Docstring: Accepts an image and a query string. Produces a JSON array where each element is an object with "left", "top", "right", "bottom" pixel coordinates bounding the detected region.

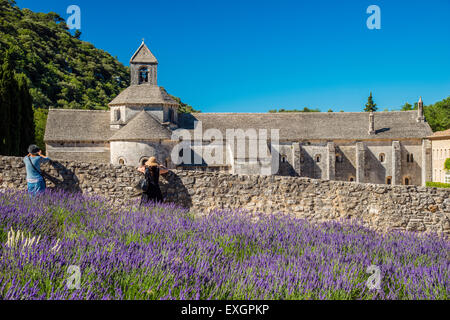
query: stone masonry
[{"left": 0, "top": 156, "right": 449, "bottom": 236}]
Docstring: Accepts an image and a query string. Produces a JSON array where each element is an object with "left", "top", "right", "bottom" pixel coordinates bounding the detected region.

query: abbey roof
[
  {"left": 108, "top": 85, "right": 179, "bottom": 106},
  {"left": 45, "top": 110, "right": 433, "bottom": 143},
  {"left": 109, "top": 111, "right": 172, "bottom": 141},
  {"left": 44, "top": 109, "right": 112, "bottom": 142},
  {"left": 178, "top": 111, "right": 433, "bottom": 141},
  {"left": 130, "top": 41, "right": 158, "bottom": 64}
]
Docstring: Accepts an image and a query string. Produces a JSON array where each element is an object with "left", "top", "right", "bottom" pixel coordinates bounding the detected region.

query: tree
[
  {"left": 0, "top": 51, "right": 35, "bottom": 156},
  {"left": 74, "top": 30, "right": 82, "bottom": 39},
  {"left": 327, "top": 109, "right": 333, "bottom": 112},
  {"left": 17, "top": 74, "right": 35, "bottom": 153},
  {"left": 401, "top": 102, "right": 413, "bottom": 111},
  {"left": 33, "top": 107, "right": 48, "bottom": 151},
  {"left": 0, "top": 52, "right": 15, "bottom": 155},
  {"left": 364, "top": 92, "right": 377, "bottom": 112},
  {"left": 445, "top": 158, "right": 450, "bottom": 172}
]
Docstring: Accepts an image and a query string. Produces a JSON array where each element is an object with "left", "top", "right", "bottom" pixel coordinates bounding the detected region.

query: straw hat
[{"left": 145, "top": 157, "right": 159, "bottom": 167}]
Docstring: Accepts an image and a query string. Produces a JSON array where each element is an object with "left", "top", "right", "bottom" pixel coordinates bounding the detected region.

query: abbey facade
[{"left": 44, "top": 42, "right": 434, "bottom": 186}]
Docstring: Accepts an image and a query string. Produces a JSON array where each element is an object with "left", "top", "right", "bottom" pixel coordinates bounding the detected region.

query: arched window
[
  {"left": 315, "top": 154, "right": 321, "bottom": 163},
  {"left": 407, "top": 153, "right": 414, "bottom": 163},
  {"left": 281, "top": 155, "right": 288, "bottom": 163},
  {"left": 300, "top": 156, "right": 305, "bottom": 163},
  {"left": 404, "top": 177, "right": 410, "bottom": 186},
  {"left": 118, "top": 158, "right": 125, "bottom": 165},
  {"left": 141, "top": 158, "right": 149, "bottom": 166},
  {"left": 336, "top": 154, "right": 343, "bottom": 163},
  {"left": 379, "top": 153, "right": 385, "bottom": 163},
  {"left": 349, "top": 176, "right": 355, "bottom": 182},
  {"left": 386, "top": 176, "right": 392, "bottom": 185},
  {"left": 139, "top": 67, "right": 149, "bottom": 84}
]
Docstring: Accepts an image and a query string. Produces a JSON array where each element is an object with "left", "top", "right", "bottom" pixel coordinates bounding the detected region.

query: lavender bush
[{"left": 0, "top": 189, "right": 448, "bottom": 300}]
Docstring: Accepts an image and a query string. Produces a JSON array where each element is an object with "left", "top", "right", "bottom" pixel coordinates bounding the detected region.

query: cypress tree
[
  {"left": 0, "top": 51, "right": 34, "bottom": 156},
  {"left": 17, "top": 74, "right": 35, "bottom": 153},
  {"left": 364, "top": 92, "right": 378, "bottom": 112},
  {"left": 0, "top": 53, "right": 15, "bottom": 155}
]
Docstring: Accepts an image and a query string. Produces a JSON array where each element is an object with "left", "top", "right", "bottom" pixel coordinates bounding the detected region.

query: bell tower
[{"left": 130, "top": 40, "right": 158, "bottom": 86}]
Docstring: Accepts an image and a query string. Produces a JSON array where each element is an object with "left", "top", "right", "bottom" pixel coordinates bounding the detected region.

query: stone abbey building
[{"left": 45, "top": 42, "right": 434, "bottom": 186}]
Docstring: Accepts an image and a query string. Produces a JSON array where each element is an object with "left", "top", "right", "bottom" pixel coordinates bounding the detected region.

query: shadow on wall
[
  {"left": 42, "top": 160, "right": 82, "bottom": 193},
  {"left": 160, "top": 170, "right": 193, "bottom": 208}
]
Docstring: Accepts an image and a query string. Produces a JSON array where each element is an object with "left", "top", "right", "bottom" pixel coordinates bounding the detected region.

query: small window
[
  {"left": 379, "top": 153, "right": 385, "bottom": 163},
  {"left": 336, "top": 154, "right": 343, "bottom": 163},
  {"left": 300, "top": 156, "right": 305, "bottom": 163},
  {"left": 407, "top": 153, "right": 414, "bottom": 163},
  {"left": 445, "top": 173, "right": 450, "bottom": 184},
  {"left": 281, "top": 155, "right": 288, "bottom": 163},
  {"left": 349, "top": 176, "right": 355, "bottom": 182},
  {"left": 315, "top": 154, "right": 321, "bottom": 163},
  {"left": 404, "top": 177, "right": 410, "bottom": 186},
  {"left": 386, "top": 176, "right": 392, "bottom": 185},
  {"left": 114, "top": 109, "right": 121, "bottom": 121},
  {"left": 141, "top": 158, "right": 149, "bottom": 166},
  {"left": 169, "top": 108, "right": 174, "bottom": 123},
  {"left": 118, "top": 158, "right": 125, "bottom": 165}
]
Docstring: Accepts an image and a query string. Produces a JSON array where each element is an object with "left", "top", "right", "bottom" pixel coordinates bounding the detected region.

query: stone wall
[{"left": 0, "top": 156, "right": 448, "bottom": 236}]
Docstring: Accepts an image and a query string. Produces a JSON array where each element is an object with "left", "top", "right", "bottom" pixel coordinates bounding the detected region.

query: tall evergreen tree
[
  {"left": 0, "top": 51, "right": 35, "bottom": 156},
  {"left": 0, "top": 53, "right": 15, "bottom": 155},
  {"left": 364, "top": 92, "right": 378, "bottom": 112},
  {"left": 17, "top": 74, "right": 35, "bottom": 153}
]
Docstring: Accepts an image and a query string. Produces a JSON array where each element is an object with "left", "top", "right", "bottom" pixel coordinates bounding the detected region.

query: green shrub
[
  {"left": 444, "top": 158, "right": 450, "bottom": 171},
  {"left": 426, "top": 181, "right": 450, "bottom": 188}
]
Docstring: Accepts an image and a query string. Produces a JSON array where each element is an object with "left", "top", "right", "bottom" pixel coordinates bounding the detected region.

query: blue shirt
[{"left": 23, "top": 156, "right": 51, "bottom": 183}]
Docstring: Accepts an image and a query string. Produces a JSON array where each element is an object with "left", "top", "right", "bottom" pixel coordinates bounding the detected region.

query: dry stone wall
[{"left": 0, "top": 156, "right": 449, "bottom": 236}]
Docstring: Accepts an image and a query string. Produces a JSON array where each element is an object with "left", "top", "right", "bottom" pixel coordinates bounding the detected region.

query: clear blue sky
[{"left": 16, "top": 0, "right": 450, "bottom": 112}]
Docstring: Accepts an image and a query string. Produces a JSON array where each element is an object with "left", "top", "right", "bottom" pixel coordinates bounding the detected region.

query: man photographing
[{"left": 23, "top": 145, "right": 51, "bottom": 195}]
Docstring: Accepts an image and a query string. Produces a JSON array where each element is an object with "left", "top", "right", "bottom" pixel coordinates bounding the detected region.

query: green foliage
[
  {"left": 424, "top": 97, "right": 450, "bottom": 132},
  {"left": 0, "top": 0, "right": 130, "bottom": 112},
  {"left": 444, "top": 158, "right": 450, "bottom": 171},
  {"left": 401, "top": 102, "right": 413, "bottom": 111},
  {"left": 268, "top": 107, "right": 321, "bottom": 113},
  {"left": 0, "top": 50, "right": 34, "bottom": 156},
  {"left": 426, "top": 181, "right": 450, "bottom": 189},
  {"left": 400, "top": 97, "right": 450, "bottom": 132},
  {"left": 364, "top": 92, "right": 377, "bottom": 112},
  {"left": 34, "top": 107, "right": 48, "bottom": 151},
  {"left": 170, "top": 94, "right": 201, "bottom": 113}
]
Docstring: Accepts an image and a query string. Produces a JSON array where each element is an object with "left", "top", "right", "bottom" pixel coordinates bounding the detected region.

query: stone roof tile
[
  {"left": 109, "top": 110, "right": 172, "bottom": 141},
  {"left": 178, "top": 111, "right": 433, "bottom": 140},
  {"left": 44, "top": 109, "right": 112, "bottom": 142},
  {"left": 108, "top": 85, "right": 179, "bottom": 106}
]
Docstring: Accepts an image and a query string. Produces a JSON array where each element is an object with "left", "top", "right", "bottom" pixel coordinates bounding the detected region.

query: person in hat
[
  {"left": 23, "top": 145, "right": 51, "bottom": 195},
  {"left": 138, "top": 157, "right": 168, "bottom": 205}
]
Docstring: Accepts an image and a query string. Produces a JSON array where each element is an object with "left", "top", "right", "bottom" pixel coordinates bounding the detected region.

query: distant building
[
  {"left": 44, "top": 41, "right": 434, "bottom": 186},
  {"left": 429, "top": 129, "right": 450, "bottom": 184}
]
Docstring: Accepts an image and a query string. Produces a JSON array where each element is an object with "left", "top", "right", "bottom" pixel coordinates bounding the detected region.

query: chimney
[
  {"left": 368, "top": 112, "right": 375, "bottom": 135},
  {"left": 417, "top": 97, "right": 425, "bottom": 122}
]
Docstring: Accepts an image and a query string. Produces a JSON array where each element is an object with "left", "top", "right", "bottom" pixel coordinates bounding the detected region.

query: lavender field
[{"left": 0, "top": 189, "right": 448, "bottom": 300}]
